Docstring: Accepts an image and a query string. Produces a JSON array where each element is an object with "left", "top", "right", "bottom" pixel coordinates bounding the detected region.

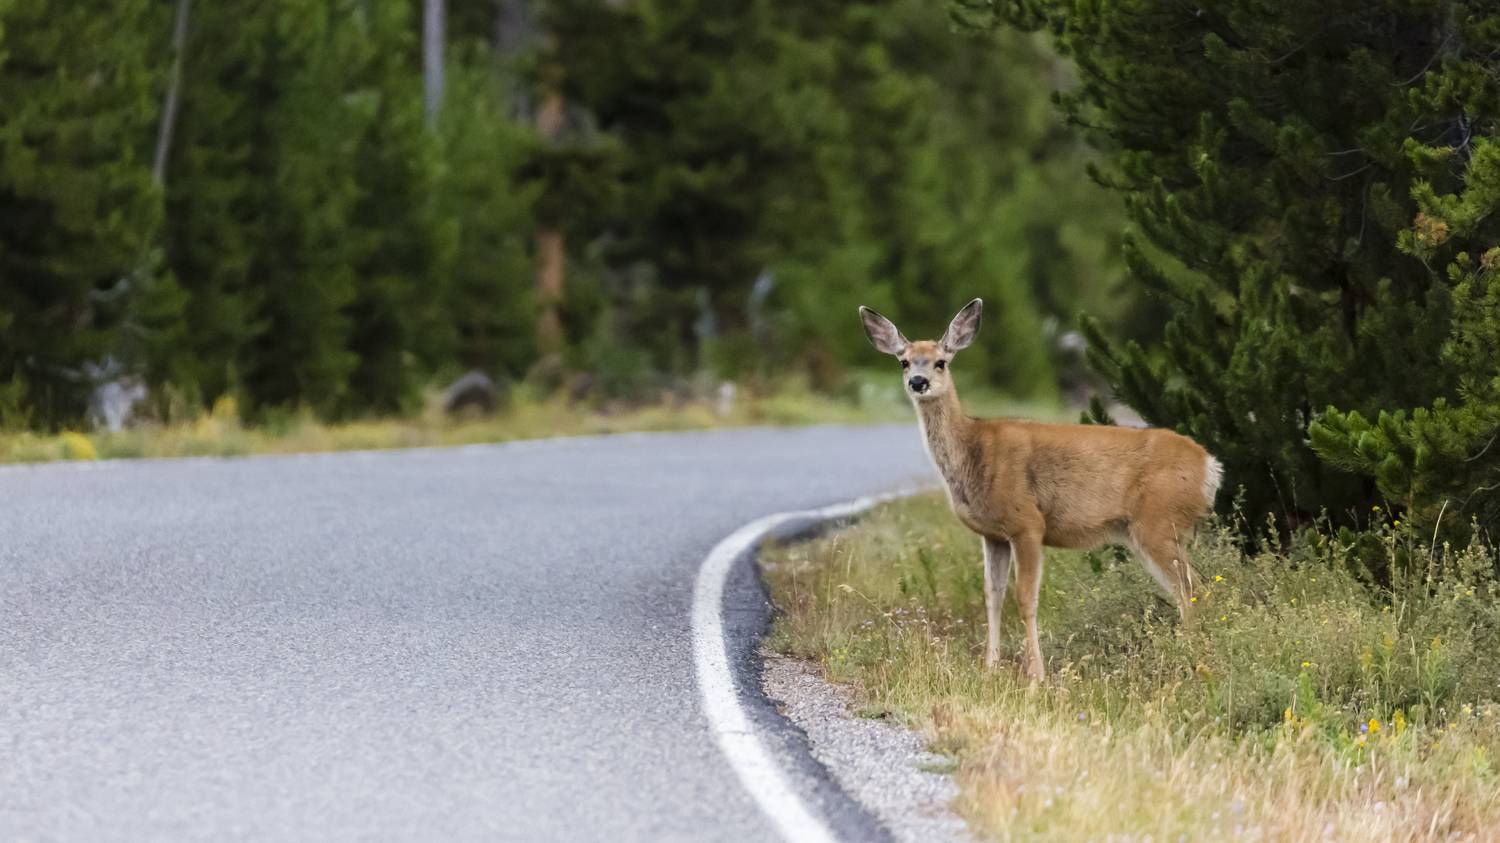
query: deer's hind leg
[
  {"left": 981, "top": 536, "right": 1012, "bottom": 669},
  {"left": 1128, "top": 521, "right": 1202, "bottom": 623},
  {"left": 1012, "top": 532, "right": 1047, "bottom": 681}
]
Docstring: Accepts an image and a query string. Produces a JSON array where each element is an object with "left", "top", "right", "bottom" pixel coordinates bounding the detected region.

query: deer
[{"left": 859, "top": 299, "right": 1222, "bottom": 680}]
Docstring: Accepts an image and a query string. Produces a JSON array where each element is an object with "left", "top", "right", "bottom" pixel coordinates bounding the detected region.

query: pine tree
[
  {"left": 546, "top": 0, "right": 1124, "bottom": 395},
  {"left": 162, "top": 0, "right": 368, "bottom": 416},
  {"left": 342, "top": 0, "right": 445, "bottom": 415},
  {"left": 964, "top": 0, "right": 1500, "bottom": 531},
  {"left": 766, "top": 1, "right": 1120, "bottom": 399},
  {"left": 431, "top": 60, "right": 540, "bottom": 381},
  {"left": 543, "top": 0, "right": 775, "bottom": 376},
  {"left": 0, "top": 0, "right": 167, "bottom": 427},
  {"left": 1311, "top": 160, "right": 1500, "bottom": 534}
]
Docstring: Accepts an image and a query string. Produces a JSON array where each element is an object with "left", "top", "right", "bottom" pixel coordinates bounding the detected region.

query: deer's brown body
[{"left": 861, "top": 300, "right": 1222, "bottom": 680}]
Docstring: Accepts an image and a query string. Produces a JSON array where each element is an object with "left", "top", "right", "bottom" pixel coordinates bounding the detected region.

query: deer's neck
[{"left": 914, "top": 386, "right": 972, "bottom": 484}]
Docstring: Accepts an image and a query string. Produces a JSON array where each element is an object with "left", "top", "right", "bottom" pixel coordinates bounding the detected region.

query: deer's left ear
[{"left": 941, "top": 298, "right": 983, "bottom": 353}]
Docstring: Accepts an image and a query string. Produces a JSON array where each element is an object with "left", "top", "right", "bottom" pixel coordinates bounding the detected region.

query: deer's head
[{"left": 858, "top": 299, "right": 981, "bottom": 402}]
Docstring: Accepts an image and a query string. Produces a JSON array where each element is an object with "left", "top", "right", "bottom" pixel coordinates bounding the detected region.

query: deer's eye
[
  {"left": 935, "top": 360, "right": 946, "bottom": 370},
  {"left": 900, "top": 359, "right": 910, "bottom": 370}
]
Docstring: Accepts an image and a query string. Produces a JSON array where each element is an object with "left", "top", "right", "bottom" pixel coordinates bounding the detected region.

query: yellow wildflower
[{"left": 61, "top": 431, "right": 97, "bottom": 461}]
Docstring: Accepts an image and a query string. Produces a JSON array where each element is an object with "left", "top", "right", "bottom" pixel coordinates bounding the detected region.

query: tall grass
[{"left": 762, "top": 494, "right": 1500, "bottom": 841}]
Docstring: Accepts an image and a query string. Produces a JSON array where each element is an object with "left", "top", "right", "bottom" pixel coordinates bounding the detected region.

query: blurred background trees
[
  {"left": 0, "top": 0, "right": 1132, "bottom": 429},
  {"left": 7, "top": 0, "right": 1494, "bottom": 539}
]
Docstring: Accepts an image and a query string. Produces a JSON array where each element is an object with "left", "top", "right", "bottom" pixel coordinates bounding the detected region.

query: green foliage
[
  {"left": 1313, "top": 243, "right": 1500, "bottom": 535},
  {"left": 1, "top": 0, "right": 1129, "bottom": 428},
  {"left": 157, "top": 1, "right": 540, "bottom": 419},
  {"left": 431, "top": 60, "right": 542, "bottom": 380},
  {"left": 0, "top": 0, "right": 168, "bottom": 427},
  {"left": 965, "top": 0, "right": 1500, "bottom": 532},
  {"left": 341, "top": 0, "right": 443, "bottom": 416},
  {"left": 162, "top": 1, "right": 379, "bottom": 416},
  {"left": 547, "top": 0, "right": 1128, "bottom": 397}
]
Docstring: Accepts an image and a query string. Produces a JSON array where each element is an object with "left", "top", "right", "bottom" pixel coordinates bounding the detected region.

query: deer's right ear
[{"left": 859, "top": 306, "right": 908, "bottom": 356}]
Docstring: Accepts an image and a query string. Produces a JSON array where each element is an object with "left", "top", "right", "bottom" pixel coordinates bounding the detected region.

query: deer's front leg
[
  {"left": 981, "top": 536, "right": 1012, "bottom": 669},
  {"left": 1013, "top": 534, "right": 1047, "bottom": 681}
]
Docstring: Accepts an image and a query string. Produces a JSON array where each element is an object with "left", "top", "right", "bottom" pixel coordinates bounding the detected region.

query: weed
[{"left": 761, "top": 494, "right": 1500, "bottom": 840}]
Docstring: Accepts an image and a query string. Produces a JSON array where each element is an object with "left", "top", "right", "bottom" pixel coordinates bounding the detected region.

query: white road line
[{"left": 691, "top": 491, "right": 917, "bottom": 843}]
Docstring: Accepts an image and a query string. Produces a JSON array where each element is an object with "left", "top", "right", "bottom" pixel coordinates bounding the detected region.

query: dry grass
[
  {"left": 761, "top": 494, "right": 1500, "bottom": 841},
  {"left": 0, "top": 383, "right": 911, "bottom": 465},
  {"left": 0, "top": 375, "right": 1068, "bottom": 465}
]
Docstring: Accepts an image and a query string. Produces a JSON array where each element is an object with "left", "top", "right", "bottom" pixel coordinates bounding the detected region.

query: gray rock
[
  {"left": 88, "top": 377, "right": 147, "bottom": 432},
  {"left": 441, "top": 370, "right": 507, "bottom": 417}
]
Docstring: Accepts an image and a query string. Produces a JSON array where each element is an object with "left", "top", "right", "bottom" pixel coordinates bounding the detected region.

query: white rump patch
[{"left": 1202, "top": 455, "right": 1224, "bottom": 506}]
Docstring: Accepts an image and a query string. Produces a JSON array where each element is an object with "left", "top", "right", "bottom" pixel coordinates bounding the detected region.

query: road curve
[{"left": 1, "top": 425, "right": 932, "bottom": 841}]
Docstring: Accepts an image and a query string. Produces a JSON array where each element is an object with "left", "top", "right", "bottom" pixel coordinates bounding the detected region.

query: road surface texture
[{"left": 1, "top": 425, "right": 933, "bottom": 842}]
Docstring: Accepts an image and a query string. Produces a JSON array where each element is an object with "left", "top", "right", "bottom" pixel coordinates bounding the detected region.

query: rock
[
  {"left": 88, "top": 377, "right": 147, "bottom": 432},
  {"left": 564, "top": 372, "right": 595, "bottom": 406},
  {"left": 524, "top": 354, "right": 567, "bottom": 394},
  {"left": 442, "top": 370, "right": 507, "bottom": 418},
  {"left": 715, "top": 381, "right": 737, "bottom": 417}
]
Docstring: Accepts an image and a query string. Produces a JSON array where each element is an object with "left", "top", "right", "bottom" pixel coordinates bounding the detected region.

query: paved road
[{"left": 1, "top": 425, "right": 932, "bottom": 842}]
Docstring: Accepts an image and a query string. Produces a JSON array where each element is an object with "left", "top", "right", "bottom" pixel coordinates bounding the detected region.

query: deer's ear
[
  {"left": 859, "top": 306, "right": 909, "bottom": 356},
  {"left": 941, "top": 298, "right": 982, "bottom": 353}
]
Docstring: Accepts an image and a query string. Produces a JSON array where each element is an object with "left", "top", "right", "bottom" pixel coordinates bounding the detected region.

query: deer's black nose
[{"left": 908, "top": 375, "right": 929, "bottom": 394}]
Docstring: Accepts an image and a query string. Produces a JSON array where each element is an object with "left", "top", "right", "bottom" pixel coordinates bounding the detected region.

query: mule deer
[{"left": 860, "top": 299, "right": 1222, "bottom": 680}]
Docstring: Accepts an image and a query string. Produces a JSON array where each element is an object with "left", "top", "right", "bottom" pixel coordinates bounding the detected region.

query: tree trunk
[
  {"left": 534, "top": 90, "right": 567, "bottom": 356},
  {"left": 422, "top": 0, "right": 445, "bottom": 126},
  {"left": 152, "top": 0, "right": 191, "bottom": 185},
  {"left": 534, "top": 226, "right": 565, "bottom": 355}
]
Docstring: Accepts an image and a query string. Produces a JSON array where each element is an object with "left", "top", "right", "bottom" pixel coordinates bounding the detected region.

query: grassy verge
[
  {"left": 0, "top": 386, "right": 901, "bottom": 464},
  {"left": 0, "top": 375, "right": 1068, "bottom": 465},
  {"left": 762, "top": 494, "right": 1500, "bottom": 840}
]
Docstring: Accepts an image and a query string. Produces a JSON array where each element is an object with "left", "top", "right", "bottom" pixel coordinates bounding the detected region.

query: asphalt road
[{"left": 1, "top": 425, "right": 932, "bottom": 842}]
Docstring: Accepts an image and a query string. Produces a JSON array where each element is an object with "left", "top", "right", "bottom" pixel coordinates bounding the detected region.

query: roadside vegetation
[
  {"left": 763, "top": 494, "right": 1500, "bottom": 841},
  {"left": 0, "top": 383, "right": 877, "bottom": 464},
  {"left": 0, "top": 379, "right": 1068, "bottom": 464}
]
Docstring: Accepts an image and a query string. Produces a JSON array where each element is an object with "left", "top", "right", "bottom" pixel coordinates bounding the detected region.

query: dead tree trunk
[
  {"left": 423, "top": 0, "right": 445, "bottom": 126},
  {"left": 152, "top": 0, "right": 191, "bottom": 185}
]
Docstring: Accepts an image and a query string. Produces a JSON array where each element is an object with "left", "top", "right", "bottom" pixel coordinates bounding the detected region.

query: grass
[
  {"left": 0, "top": 382, "right": 882, "bottom": 464},
  {"left": 0, "top": 373, "right": 1068, "bottom": 465},
  {"left": 761, "top": 494, "right": 1500, "bottom": 841}
]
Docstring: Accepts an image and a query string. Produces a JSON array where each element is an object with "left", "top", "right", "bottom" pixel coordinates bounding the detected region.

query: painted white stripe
[{"left": 691, "top": 491, "right": 918, "bottom": 843}]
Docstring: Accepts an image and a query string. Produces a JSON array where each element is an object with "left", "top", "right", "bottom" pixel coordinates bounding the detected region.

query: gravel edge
[{"left": 760, "top": 651, "right": 977, "bottom": 843}]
